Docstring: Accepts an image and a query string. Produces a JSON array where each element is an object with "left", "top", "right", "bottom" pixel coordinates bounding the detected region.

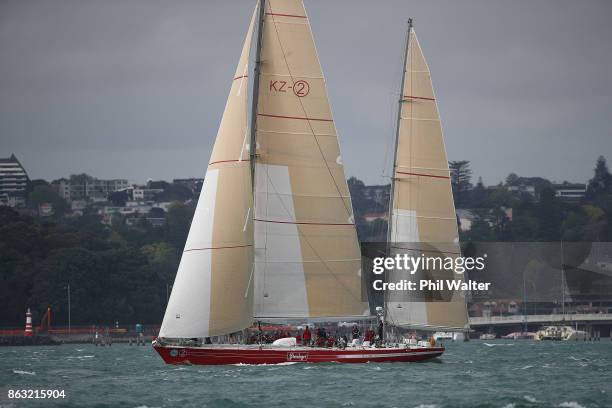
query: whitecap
[
  {"left": 524, "top": 395, "right": 537, "bottom": 403},
  {"left": 12, "top": 370, "right": 35, "bottom": 375},
  {"left": 484, "top": 343, "right": 514, "bottom": 347},
  {"left": 413, "top": 405, "right": 438, "bottom": 408},
  {"left": 558, "top": 402, "right": 586, "bottom": 408},
  {"left": 501, "top": 404, "right": 515, "bottom": 408}
]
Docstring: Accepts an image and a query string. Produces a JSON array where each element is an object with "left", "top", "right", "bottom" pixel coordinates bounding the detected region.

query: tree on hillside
[
  {"left": 28, "top": 185, "right": 69, "bottom": 215},
  {"left": 587, "top": 156, "right": 612, "bottom": 199},
  {"left": 537, "top": 187, "right": 562, "bottom": 241},
  {"left": 449, "top": 160, "right": 472, "bottom": 207},
  {"left": 165, "top": 202, "right": 195, "bottom": 249},
  {"left": 505, "top": 173, "right": 520, "bottom": 186},
  {"left": 148, "top": 181, "right": 193, "bottom": 202},
  {"left": 471, "top": 177, "right": 487, "bottom": 207}
]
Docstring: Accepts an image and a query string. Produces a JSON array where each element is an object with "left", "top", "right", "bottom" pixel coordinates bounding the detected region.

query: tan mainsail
[
  {"left": 386, "top": 25, "right": 468, "bottom": 330},
  {"left": 159, "top": 8, "right": 257, "bottom": 338},
  {"left": 253, "top": 0, "right": 369, "bottom": 319}
]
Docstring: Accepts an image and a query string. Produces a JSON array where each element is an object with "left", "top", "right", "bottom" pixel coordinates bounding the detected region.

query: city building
[
  {"left": 0, "top": 154, "right": 28, "bottom": 207},
  {"left": 554, "top": 183, "right": 586, "bottom": 201},
  {"left": 362, "top": 211, "right": 388, "bottom": 222},
  {"left": 132, "top": 186, "right": 163, "bottom": 201},
  {"left": 52, "top": 175, "right": 128, "bottom": 202},
  {"left": 508, "top": 184, "right": 536, "bottom": 198},
  {"left": 456, "top": 209, "right": 476, "bottom": 232}
]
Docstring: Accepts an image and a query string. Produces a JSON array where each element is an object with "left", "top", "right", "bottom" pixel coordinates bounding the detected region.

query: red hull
[{"left": 153, "top": 344, "right": 444, "bottom": 365}]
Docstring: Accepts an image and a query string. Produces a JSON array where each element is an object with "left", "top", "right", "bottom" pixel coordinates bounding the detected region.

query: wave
[
  {"left": 524, "top": 395, "right": 537, "bottom": 403},
  {"left": 12, "top": 369, "right": 35, "bottom": 375},
  {"left": 558, "top": 402, "right": 586, "bottom": 408},
  {"left": 483, "top": 343, "right": 514, "bottom": 347}
]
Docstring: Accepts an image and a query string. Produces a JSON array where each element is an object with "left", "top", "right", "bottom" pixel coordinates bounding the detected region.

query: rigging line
[
  {"left": 265, "top": 4, "right": 354, "bottom": 220},
  {"left": 261, "top": 167, "right": 364, "bottom": 305}
]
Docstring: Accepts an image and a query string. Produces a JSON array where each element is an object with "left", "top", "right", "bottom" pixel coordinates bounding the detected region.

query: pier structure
[{"left": 469, "top": 313, "right": 612, "bottom": 339}]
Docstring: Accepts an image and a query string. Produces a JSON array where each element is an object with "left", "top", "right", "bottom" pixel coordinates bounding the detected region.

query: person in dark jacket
[
  {"left": 303, "top": 326, "right": 312, "bottom": 346},
  {"left": 352, "top": 325, "right": 361, "bottom": 340}
]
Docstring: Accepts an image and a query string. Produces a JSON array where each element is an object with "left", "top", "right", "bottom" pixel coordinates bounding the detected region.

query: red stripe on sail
[
  {"left": 402, "top": 95, "right": 435, "bottom": 101},
  {"left": 254, "top": 218, "right": 353, "bottom": 226},
  {"left": 257, "top": 113, "right": 333, "bottom": 122},
  {"left": 184, "top": 244, "right": 253, "bottom": 253},
  {"left": 266, "top": 12, "right": 307, "bottom": 18},
  {"left": 208, "top": 159, "right": 249, "bottom": 166},
  {"left": 396, "top": 171, "right": 450, "bottom": 179},
  {"left": 233, "top": 75, "right": 248, "bottom": 80}
]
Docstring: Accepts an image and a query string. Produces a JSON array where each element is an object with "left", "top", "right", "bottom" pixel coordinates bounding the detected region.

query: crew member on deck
[
  {"left": 352, "top": 325, "right": 361, "bottom": 340},
  {"left": 303, "top": 326, "right": 311, "bottom": 346}
]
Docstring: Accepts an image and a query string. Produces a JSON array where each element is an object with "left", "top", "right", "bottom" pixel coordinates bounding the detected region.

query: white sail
[
  {"left": 252, "top": 0, "right": 369, "bottom": 319},
  {"left": 386, "top": 25, "right": 468, "bottom": 331},
  {"left": 159, "top": 7, "right": 257, "bottom": 339}
]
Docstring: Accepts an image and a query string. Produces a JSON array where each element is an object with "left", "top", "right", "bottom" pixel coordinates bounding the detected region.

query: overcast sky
[{"left": 1, "top": 0, "right": 611, "bottom": 185}]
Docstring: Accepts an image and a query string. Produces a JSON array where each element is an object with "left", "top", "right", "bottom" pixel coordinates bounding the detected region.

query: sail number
[{"left": 269, "top": 79, "right": 310, "bottom": 97}]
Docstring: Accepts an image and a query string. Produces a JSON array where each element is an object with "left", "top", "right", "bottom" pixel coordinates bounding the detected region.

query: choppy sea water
[{"left": 1, "top": 341, "right": 611, "bottom": 408}]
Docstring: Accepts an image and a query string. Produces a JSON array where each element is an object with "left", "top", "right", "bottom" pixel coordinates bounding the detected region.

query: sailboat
[
  {"left": 384, "top": 19, "right": 469, "bottom": 337},
  {"left": 153, "top": 1, "right": 456, "bottom": 365}
]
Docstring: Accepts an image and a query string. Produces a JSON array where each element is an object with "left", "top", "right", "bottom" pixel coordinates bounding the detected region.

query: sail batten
[{"left": 386, "top": 26, "right": 468, "bottom": 331}]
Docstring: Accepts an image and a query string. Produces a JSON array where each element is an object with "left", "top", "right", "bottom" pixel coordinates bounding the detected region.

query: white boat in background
[
  {"left": 535, "top": 326, "right": 587, "bottom": 341},
  {"left": 479, "top": 333, "right": 496, "bottom": 340},
  {"left": 432, "top": 332, "right": 453, "bottom": 341},
  {"left": 433, "top": 332, "right": 465, "bottom": 341}
]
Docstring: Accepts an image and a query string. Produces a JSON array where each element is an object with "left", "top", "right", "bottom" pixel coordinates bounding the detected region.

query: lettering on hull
[{"left": 287, "top": 352, "right": 309, "bottom": 361}]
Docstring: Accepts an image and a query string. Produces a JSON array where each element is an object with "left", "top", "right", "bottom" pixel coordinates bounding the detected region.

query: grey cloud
[{"left": 1, "top": 0, "right": 611, "bottom": 185}]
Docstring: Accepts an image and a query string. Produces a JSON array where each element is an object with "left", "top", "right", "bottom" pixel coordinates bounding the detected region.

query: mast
[
  {"left": 249, "top": 0, "right": 266, "bottom": 188},
  {"left": 561, "top": 240, "right": 565, "bottom": 319},
  {"left": 384, "top": 18, "right": 412, "bottom": 333}
]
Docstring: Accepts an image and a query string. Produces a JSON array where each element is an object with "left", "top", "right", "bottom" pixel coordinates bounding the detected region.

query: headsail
[
  {"left": 386, "top": 23, "right": 468, "bottom": 330},
  {"left": 253, "top": 0, "right": 369, "bottom": 319},
  {"left": 159, "top": 7, "right": 257, "bottom": 339}
]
